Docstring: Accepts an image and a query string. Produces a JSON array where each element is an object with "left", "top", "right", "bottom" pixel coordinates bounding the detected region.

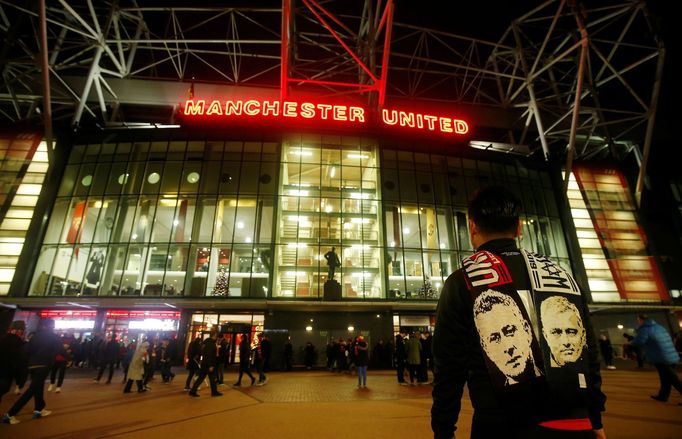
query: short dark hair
[
  {"left": 468, "top": 185, "right": 520, "bottom": 235},
  {"left": 638, "top": 314, "right": 648, "bottom": 321}
]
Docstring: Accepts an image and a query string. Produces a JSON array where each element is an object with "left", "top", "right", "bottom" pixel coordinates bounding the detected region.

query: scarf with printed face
[{"left": 462, "top": 249, "right": 589, "bottom": 399}]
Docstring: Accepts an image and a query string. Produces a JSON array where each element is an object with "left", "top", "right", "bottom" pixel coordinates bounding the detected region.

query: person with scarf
[{"left": 431, "top": 186, "right": 606, "bottom": 439}]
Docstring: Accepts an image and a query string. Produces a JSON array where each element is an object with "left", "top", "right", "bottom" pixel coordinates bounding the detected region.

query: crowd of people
[{"left": 1, "top": 292, "right": 680, "bottom": 432}]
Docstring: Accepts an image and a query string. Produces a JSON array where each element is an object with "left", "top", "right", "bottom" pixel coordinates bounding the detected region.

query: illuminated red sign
[
  {"left": 183, "top": 99, "right": 469, "bottom": 136},
  {"left": 106, "top": 310, "right": 181, "bottom": 319},
  {"left": 40, "top": 310, "right": 97, "bottom": 318}
]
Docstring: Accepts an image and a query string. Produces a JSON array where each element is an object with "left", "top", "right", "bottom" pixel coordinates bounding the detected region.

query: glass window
[
  {"left": 180, "top": 164, "right": 202, "bottom": 193},
  {"left": 29, "top": 246, "right": 58, "bottom": 295},
  {"left": 74, "top": 164, "right": 96, "bottom": 197},
  {"left": 105, "top": 163, "right": 131, "bottom": 195},
  {"left": 131, "top": 199, "right": 156, "bottom": 243},
  {"left": 44, "top": 199, "right": 70, "bottom": 244},
  {"left": 160, "top": 162, "right": 183, "bottom": 193},
  {"left": 142, "top": 163, "right": 164, "bottom": 195},
  {"left": 219, "top": 162, "right": 241, "bottom": 194},
  {"left": 166, "top": 141, "right": 187, "bottom": 160},
  {"left": 110, "top": 196, "right": 137, "bottom": 243},
  {"left": 224, "top": 141, "right": 242, "bottom": 161},
  {"left": 151, "top": 198, "right": 177, "bottom": 243},
  {"left": 132, "top": 141, "right": 150, "bottom": 161},
  {"left": 200, "top": 161, "right": 221, "bottom": 194},
  {"left": 214, "top": 199, "right": 236, "bottom": 243},
  {"left": 240, "top": 162, "right": 260, "bottom": 195},
  {"left": 259, "top": 162, "right": 277, "bottom": 195},
  {"left": 58, "top": 165, "right": 78, "bottom": 197},
  {"left": 196, "top": 197, "right": 217, "bottom": 242},
  {"left": 70, "top": 144, "right": 86, "bottom": 163}
]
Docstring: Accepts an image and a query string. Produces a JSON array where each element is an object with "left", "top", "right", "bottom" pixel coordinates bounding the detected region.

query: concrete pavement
[{"left": 1, "top": 359, "right": 680, "bottom": 438}]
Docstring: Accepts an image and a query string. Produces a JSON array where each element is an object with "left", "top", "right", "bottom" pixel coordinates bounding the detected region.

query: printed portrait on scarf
[
  {"left": 539, "top": 295, "right": 586, "bottom": 368},
  {"left": 473, "top": 289, "right": 543, "bottom": 388}
]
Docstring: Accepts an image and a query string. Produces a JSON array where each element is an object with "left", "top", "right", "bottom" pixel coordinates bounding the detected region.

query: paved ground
[{"left": 1, "top": 359, "right": 681, "bottom": 438}]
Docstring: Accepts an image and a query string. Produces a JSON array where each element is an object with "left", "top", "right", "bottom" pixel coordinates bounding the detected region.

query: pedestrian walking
[
  {"left": 123, "top": 341, "right": 149, "bottom": 393},
  {"left": 632, "top": 314, "right": 682, "bottom": 405},
  {"left": 304, "top": 341, "right": 316, "bottom": 370},
  {"left": 48, "top": 338, "right": 72, "bottom": 393},
  {"left": 157, "top": 338, "right": 175, "bottom": 383},
  {"left": 189, "top": 330, "right": 221, "bottom": 397},
  {"left": 216, "top": 334, "right": 229, "bottom": 385},
  {"left": 94, "top": 332, "right": 119, "bottom": 384},
  {"left": 395, "top": 333, "right": 407, "bottom": 385},
  {"left": 254, "top": 333, "right": 268, "bottom": 385},
  {"left": 2, "top": 318, "right": 66, "bottom": 425},
  {"left": 405, "top": 330, "right": 421, "bottom": 385},
  {"left": 0, "top": 321, "right": 28, "bottom": 404},
  {"left": 184, "top": 336, "right": 202, "bottom": 391},
  {"left": 233, "top": 332, "right": 256, "bottom": 387}
]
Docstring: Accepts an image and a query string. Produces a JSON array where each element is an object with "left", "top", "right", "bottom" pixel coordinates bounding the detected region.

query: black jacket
[
  {"left": 200, "top": 337, "right": 217, "bottom": 368},
  {"left": 0, "top": 333, "right": 27, "bottom": 380},
  {"left": 431, "top": 239, "right": 605, "bottom": 438},
  {"left": 25, "top": 329, "right": 66, "bottom": 369}
]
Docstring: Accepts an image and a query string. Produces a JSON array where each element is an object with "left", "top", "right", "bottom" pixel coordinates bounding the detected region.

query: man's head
[
  {"left": 637, "top": 314, "right": 648, "bottom": 325},
  {"left": 473, "top": 290, "right": 534, "bottom": 382},
  {"left": 467, "top": 185, "right": 522, "bottom": 249},
  {"left": 540, "top": 296, "right": 586, "bottom": 367}
]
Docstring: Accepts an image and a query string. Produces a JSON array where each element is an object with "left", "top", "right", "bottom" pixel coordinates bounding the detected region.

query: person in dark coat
[
  {"left": 157, "top": 338, "right": 175, "bottom": 383},
  {"left": 216, "top": 335, "right": 229, "bottom": 385},
  {"left": 632, "top": 314, "right": 682, "bottom": 404},
  {"left": 431, "top": 186, "right": 606, "bottom": 439},
  {"left": 189, "top": 330, "right": 221, "bottom": 397},
  {"left": 184, "top": 336, "right": 202, "bottom": 390},
  {"left": 284, "top": 339, "right": 294, "bottom": 371},
  {"left": 48, "top": 337, "right": 72, "bottom": 393},
  {"left": 261, "top": 335, "right": 272, "bottom": 372},
  {"left": 303, "top": 342, "right": 316, "bottom": 370},
  {"left": 326, "top": 339, "right": 336, "bottom": 370},
  {"left": 233, "top": 332, "right": 255, "bottom": 387},
  {"left": 94, "top": 332, "right": 119, "bottom": 384},
  {"left": 0, "top": 321, "right": 27, "bottom": 404},
  {"left": 2, "top": 318, "right": 66, "bottom": 425},
  {"left": 254, "top": 333, "right": 268, "bottom": 385},
  {"left": 394, "top": 333, "right": 407, "bottom": 385}
]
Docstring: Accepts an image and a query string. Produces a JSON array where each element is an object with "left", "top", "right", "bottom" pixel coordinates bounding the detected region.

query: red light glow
[
  {"left": 185, "top": 99, "right": 365, "bottom": 122},
  {"left": 39, "top": 310, "right": 97, "bottom": 318},
  {"left": 183, "top": 99, "right": 469, "bottom": 136}
]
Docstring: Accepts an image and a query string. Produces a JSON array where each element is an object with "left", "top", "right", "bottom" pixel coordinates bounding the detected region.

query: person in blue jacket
[{"left": 632, "top": 314, "right": 682, "bottom": 405}]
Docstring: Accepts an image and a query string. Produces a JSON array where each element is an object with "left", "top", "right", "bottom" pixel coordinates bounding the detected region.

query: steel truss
[{"left": 0, "top": 0, "right": 664, "bottom": 169}]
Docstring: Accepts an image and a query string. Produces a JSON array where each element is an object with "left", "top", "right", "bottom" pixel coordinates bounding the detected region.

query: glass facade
[
  {"left": 0, "top": 135, "right": 49, "bottom": 296},
  {"left": 28, "top": 134, "right": 570, "bottom": 301},
  {"left": 569, "top": 165, "right": 668, "bottom": 302},
  {"left": 30, "top": 140, "right": 278, "bottom": 298},
  {"left": 274, "top": 135, "right": 382, "bottom": 299}
]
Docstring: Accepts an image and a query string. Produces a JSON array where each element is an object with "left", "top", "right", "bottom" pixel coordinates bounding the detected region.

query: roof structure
[{"left": 0, "top": 0, "right": 667, "bottom": 169}]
